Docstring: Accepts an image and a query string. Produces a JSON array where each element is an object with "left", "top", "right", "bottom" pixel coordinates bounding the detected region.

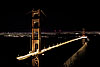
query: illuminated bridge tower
[
  {"left": 32, "top": 9, "right": 41, "bottom": 67},
  {"left": 82, "top": 28, "right": 85, "bottom": 45}
]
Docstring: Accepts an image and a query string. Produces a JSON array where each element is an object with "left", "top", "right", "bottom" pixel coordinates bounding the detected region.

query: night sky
[{"left": 0, "top": 7, "right": 99, "bottom": 32}]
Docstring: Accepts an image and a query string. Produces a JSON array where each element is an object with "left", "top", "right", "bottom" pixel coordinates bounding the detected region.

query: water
[
  {"left": 0, "top": 34, "right": 99, "bottom": 67},
  {"left": 0, "top": 37, "right": 30, "bottom": 67}
]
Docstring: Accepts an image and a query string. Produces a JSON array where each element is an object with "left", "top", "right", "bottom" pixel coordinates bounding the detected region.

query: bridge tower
[
  {"left": 32, "top": 9, "right": 41, "bottom": 67},
  {"left": 82, "top": 28, "right": 85, "bottom": 45}
]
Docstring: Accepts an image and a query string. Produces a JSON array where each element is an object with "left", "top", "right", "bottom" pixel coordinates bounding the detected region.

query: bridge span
[{"left": 17, "top": 36, "right": 87, "bottom": 60}]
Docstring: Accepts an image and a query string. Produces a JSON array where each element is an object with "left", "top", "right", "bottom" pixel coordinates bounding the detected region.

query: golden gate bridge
[{"left": 15, "top": 9, "right": 88, "bottom": 67}]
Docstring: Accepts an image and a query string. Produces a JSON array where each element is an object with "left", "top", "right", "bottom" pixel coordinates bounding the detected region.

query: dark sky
[{"left": 0, "top": 7, "right": 99, "bottom": 32}]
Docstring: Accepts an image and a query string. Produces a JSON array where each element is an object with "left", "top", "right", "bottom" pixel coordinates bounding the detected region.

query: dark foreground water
[{"left": 0, "top": 34, "right": 99, "bottom": 67}]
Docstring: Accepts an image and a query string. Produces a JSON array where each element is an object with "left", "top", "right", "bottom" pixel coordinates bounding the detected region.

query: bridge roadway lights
[
  {"left": 16, "top": 36, "right": 87, "bottom": 61},
  {"left": 42, "top": 53, "right": 44, "bottom": 56}
]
